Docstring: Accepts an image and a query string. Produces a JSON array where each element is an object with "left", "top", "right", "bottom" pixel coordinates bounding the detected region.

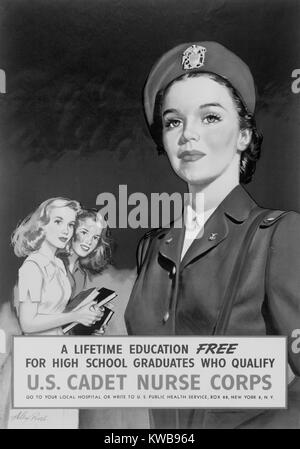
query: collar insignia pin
[
  {"left": 208, "top": 233, "right": 218, "bottom": 241},
  {"left": 165, "top": 237, "right": 173, "bottom": 244},
  {"left": 182, "top": 45, "right": 207, "bottom": 70}
]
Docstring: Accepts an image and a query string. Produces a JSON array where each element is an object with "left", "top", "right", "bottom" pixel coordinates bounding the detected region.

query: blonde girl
[{"left": 11, "top": 197, "right": 102, "bottom": 335}]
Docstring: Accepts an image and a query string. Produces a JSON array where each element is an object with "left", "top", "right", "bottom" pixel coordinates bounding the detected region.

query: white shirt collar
[{"left": 185, "top": 203, "right": 216, "bottom": 231}]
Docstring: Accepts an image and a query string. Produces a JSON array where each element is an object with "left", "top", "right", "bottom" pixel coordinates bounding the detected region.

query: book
[{"left": 62, "top": 287, "right": 117, "bottom": 334}]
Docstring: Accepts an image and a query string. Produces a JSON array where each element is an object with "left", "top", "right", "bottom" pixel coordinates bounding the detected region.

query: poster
[{"left": 0, "top": 0, "right": 300, "bottom": 433}]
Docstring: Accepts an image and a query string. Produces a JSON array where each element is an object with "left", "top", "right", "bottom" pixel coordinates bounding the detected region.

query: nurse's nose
[{"left": 180, "top": 119, "right": 200, "bottom": 144}]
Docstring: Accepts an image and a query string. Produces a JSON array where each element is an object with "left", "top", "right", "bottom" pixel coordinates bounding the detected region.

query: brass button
[
  {"left": 172, "top": 266, "right": 176, "bottom": 276},
  {"left": 163, "top": 311, "right": 170, "bottom": 323}
]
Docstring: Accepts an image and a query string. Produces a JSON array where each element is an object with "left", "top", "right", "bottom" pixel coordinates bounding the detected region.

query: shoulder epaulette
[
  {"left": 142, "top": 227, "right": 165, "bottom": 240},
  {"left": 259, "top": 210, "right": 289, "bottom": 228}
]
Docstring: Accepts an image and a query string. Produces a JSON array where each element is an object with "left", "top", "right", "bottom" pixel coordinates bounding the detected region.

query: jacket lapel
[
  {"left": 181, "top": 206, "right": 229, "bottom": 268},
  {"left": 157, "top": 186, "right": 257, "bottom": 269},
  {"left": 158, "top": 225, "right": 185, "bottom": 266},
  {"left": 181, "top": 186, "right": 257, "bottom": 268}
]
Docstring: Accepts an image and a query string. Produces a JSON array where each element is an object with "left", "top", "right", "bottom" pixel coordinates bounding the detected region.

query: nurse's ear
[{"left": 237, "top": 128, "right": 252, "bottom": 152}]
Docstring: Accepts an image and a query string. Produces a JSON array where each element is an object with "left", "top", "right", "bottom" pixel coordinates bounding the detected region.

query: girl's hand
[{"left": 73, "top": 302, "right": 104, "bottom": 327}]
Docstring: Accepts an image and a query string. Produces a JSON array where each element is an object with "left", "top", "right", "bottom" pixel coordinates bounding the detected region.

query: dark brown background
[{"left": 0, "top": 0, "right": 300, "bottom": 303}]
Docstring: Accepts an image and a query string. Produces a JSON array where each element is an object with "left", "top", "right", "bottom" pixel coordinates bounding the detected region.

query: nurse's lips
[{"left": 178, "top": 150, "right": 206, "bottom": 162}]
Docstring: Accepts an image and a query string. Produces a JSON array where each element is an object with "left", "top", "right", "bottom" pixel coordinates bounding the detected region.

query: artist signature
[{"left": 10, "top": 411, "right": 48, "bottom": 423}]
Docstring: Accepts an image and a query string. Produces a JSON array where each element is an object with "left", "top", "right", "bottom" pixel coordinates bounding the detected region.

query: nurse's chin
[{"left": 177, "top": 171, "right": 215, "bottom": 187}]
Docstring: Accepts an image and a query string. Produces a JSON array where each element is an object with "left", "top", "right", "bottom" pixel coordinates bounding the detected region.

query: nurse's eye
[
  {"left": 203, "top": 113, "right": 221, "bottom": 124},
  {"left": 93, "top": 236, "right": 100, "bottom": 242},
  {"left": 54, "top": 219, "right": 62, "bottom": 225},
  {"left": 80, "top": 230, "right": 87, "bottom": 235},
  {"left": 164, "top": 118, "right": 182, "bottom": 129}
]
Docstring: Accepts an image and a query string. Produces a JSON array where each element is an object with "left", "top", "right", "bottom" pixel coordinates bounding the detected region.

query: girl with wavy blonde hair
[{"left": 11, "top": 197, "right": 102, "bottom": 336}]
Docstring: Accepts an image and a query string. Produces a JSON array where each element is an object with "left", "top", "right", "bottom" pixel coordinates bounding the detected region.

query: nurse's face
[{"left": 162, "top": 76, "right": 247, "bottom": 186}]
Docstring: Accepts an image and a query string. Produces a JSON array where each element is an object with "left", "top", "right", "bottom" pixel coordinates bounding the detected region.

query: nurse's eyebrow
[
  {"left": 163, "top": 103, "right": 226, "bottom": 116},
  {"left": 162, "top": 108, "right": 179, "bottom": 116},
  {"left": 199, "top": 102, "right": 226, "bottom": 110}
]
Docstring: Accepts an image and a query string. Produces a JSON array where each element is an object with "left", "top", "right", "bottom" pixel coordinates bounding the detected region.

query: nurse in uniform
[{"left": 125, "top": 42, "right": 300, "bottom": 429}]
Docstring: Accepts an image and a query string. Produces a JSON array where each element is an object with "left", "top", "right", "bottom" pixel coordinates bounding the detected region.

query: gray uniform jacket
[{"left": 125, "top": 185, "right": 300, "bottom": 428}]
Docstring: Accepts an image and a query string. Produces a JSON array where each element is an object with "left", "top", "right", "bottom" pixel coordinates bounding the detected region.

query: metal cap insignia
[{"left": 182, "top": 45, "right": 207, "bottom": 70}]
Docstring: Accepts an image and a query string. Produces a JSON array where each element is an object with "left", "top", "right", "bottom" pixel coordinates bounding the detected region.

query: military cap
[{"left": 144, "top": 41, "right": 256, "bottom": 126}]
